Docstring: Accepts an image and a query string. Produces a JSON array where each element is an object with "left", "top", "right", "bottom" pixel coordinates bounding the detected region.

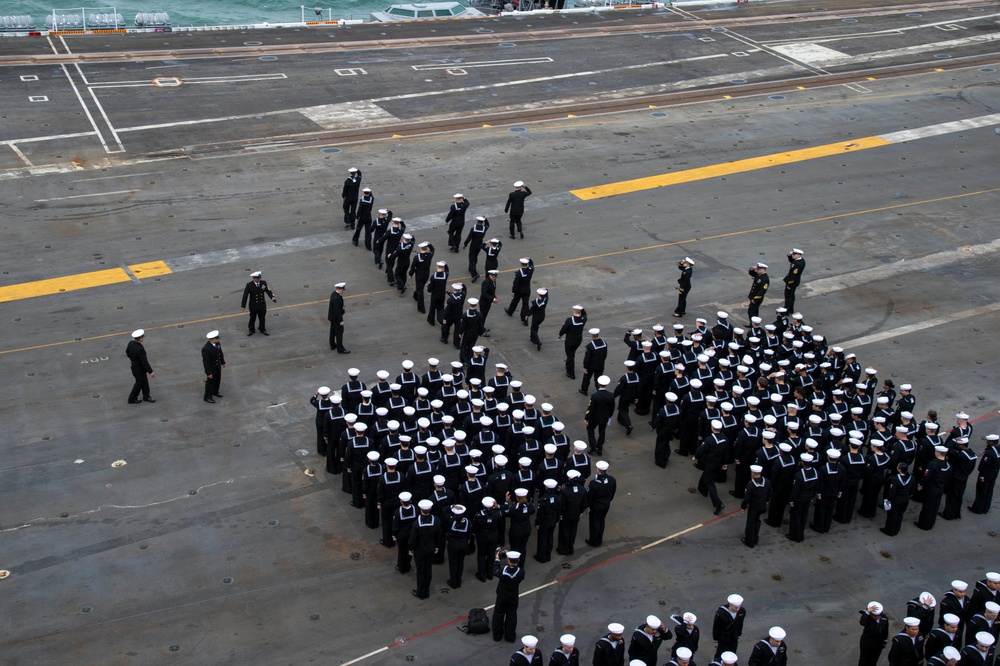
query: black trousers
[
  {"left": 970, "top": 475, "right": 997, "bottom": 514},
  {"left": 915, "top": 491, "right": 943, "bottom": 529},
  {"left": 882, "top": 497, "right": 909, "bottom": 535},
  {"left": 616, "top": 406, "right": 633, "bottom": 431},
  {"left": 380, "top": 505, "right": 398, "bottom": 546},
  {"left": 475, "top": 533, "right": 498, "bottom": 579},
  {"left": 365, "top": 493, "right": 379, "bottom": 529},
  {"left": 492, "top": 598, "right": 519, "bottom": 641},
  {"left": 835, "top": 483, "right": 860, "bottom": 523},
  {"left": 414, "top": 551, "right": 433, "bottom": 597},
  {"left": 747, "top": 299, "right": 762, "bottom": 320},
  {"left": 480, "top": 299, "right": 494, "bottom": 327},
  {"left": 535, "top": 523, "right": 556, "bottom": 562},
  {"left": 941, "top": 480, "right": 968, "bottom": 519},
  {"left": 508, "top": 524, "right": 530, "bottom": 556},
  {"left": 204, "top": 369, "right": 222, "bottom": 400},
  {"left": 654, "top": 429, "right": 674, "bottom": 468},
  {"left": 787, "top": 501, "right": 810, "bottom": 541},
  {"left": 352, "top": 218, "right": 372, "bottom": 249},
  {"left": 812, "top": 497, "right": 837, "bottom": 533},
  {"left": 507, "top": 293, "right": 529, "bottom": 320},
  {"left": 427, "top": 297, "right": 445, "bottom": 326},
  {"left": 447, "top": 541, "right": 469, "bottom": 585},
  {"left": 715, "top": 641, "right": 739, "bottom": 660},
  {"left": 247, "top": 308, "right": 266, "bottom": 333},
  {"left": 744, "top": 509, "right": 765, "bottom": 547},
  {"left": 586, "top": 422, "right": 607, "bottom": 453},
  {"left": 396, "top": 534, "right": 412, "bottom": 573},
  {"left": 343, "top": 199, "right": 357, "bottom": 227},
  {"left": 557, "top": 518, "right": 579, "bottom": 554},
  {"left": 329, "top": 323, "right": 345, "bottom": 351},
  {"left": 447, "top": 226, "right": 463, "bottom": 250},
  {"left": 698, "top": 470, "right": 723, "bottom": 510},
  {"left": 580, "top": 368, "right": 603, "bottom": 394},
  {"left": 766, "top": 484, "right": 792, "bottom": 526},
  {"left": 784, "top": 284, "right": 798, "bottom": 311},
  {"left": 468, "top": 247, "right": 481, "bottom": 276},
  {"left": 732, "top": 464, "right": 751, "bottom": 499},
  {"left": 315, "top": 420, "right": 326, "bottom": 457},
  {"left": 675, "top": 289, "right": 688, "bottom": 315},
  {"left": 413, "top": 277, "right": 428, "bottom": 313},
  {"left": 508, "top": 214, "right": 523, "bottom": 236},
  {"left": 588, "top": 507, "right": 609, "bottom": 546},
  {"left": 129, "top": 368, "right": 150, "bottom": 402},
  {"left": 858, "top": 639, "right": 885, "bottom": 666},
  {"left": 564, "top": 338, "right": 581, "bottom": 377}
]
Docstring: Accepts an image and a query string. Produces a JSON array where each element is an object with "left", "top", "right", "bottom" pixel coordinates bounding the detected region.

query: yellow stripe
[
  {"left": 128, "top": 260, "right": 173, "bottom": 278},
  {"left": 0, "top": 268, "right": 132, "bottom": 304},
  {"left": 570, "top": 136, "right": 892, "bottom": 200}
]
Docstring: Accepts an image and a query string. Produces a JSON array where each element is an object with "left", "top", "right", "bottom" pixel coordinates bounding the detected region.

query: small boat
[{"left": 370, "top": 1, "right": 487, "bottom": 21}]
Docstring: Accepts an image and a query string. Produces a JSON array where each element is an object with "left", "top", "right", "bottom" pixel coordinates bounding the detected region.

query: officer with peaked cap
[
  {"left": 492, "top": 549, "right": 526, "bottom": 642},
  {"left": 593, "top": 622, "right": 627, "bottom": 666},
  {"left": 674, "top": 257, "right": 694, "bottom": 317},
  {"left": 783, "top": 248, "right": 805, "bottom": 311},
  {"left": 241, "top": 270, "right": 276, "bottom": 336},
  {"left": 327, "top": 282, "right": 350, "bottom": 353},
  {"left": 558, "top": 304, "right": 588, "bottom": 379},
  {"left": 548, "top": 634, "right": 580, "bottom": 666},
  {"left": 888, "top": 617, "right": 926, "bottom": 666},
  {"left": 712, "top": 594, "right": 746, "bottom": 659},
  {"left": 628, "top": 614, "right": 671, "bottom": 666},
  {"left": 858, "top": 601, "right": 889, "bottom": 666},
  {"left": 748, "top": 627, "right": 787, "bottom": 665},
  {"left": 201, "top": 330, "right": 225, "bottom": 403},
  {"left": 746, "top": 262, "right": 769, "bottom": 321},
  {"left": 505, "top": 180, "right": 532, "bottom": 239},
  {"left": 126, "top": 328, "right": 155, "bottom": 404}
]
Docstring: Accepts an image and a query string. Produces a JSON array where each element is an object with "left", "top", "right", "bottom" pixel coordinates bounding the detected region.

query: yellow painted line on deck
[
  {"left": 571, "top": 136, "right": 891, "bottom": 200},
  {"left": 128, "top": 260, "right": 173, "bottom": 279},
  {"left": 0, "top": 268, "right": 132, "bottom": 303},
  {"left": 0, "top": 261, "right": 172, "bottom": 304}
]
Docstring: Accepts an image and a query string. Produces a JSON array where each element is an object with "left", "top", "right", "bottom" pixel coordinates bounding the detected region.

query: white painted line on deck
[
  {"left": 880, "top": 113, "right": 1000, "bottom": 142},
  {"left": 9, "top": 144, "right": 33, "bottom": 168},
  {"left": 412, "top": 57, "right": 553, "bottom": 71},
  {"left": 802, "top": 238, "right": 1000, "bottom": 298},
  {"left": 838, "top": 302, "right": 1000, "bottom": 350},
  {"left": 34, "top": 189, "right": 138, "bottom": 203},
  {"left": 372, "top": 53, "right": 729, "bottom": 102}
]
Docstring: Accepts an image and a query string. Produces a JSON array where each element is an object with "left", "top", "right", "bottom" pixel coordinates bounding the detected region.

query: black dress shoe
[
  {"left": 260, "top": 330, "right": 269, "bottom": 336},
  {"left": 504, "top": 309, "right": 513, "bottom": 317},
  {"left": 714, "top": 504, "right": 724, "bottom": 515},
  {"left": 508, "top": 234, "right": 515, "bottom": 239},
  {"left": 522, "top": 319, "right": 528, "bottom": 327},
  {"left": 337, "top": 348, "right": 351, "bottom": 354},
  {"left": 879, "top": 528, "right": 892, "bottom": 536},
  {"left": 352, "top": 240, "right": 359, "bottom": 247},
  {"left": 519, "top": 232, "right": 524, "bottom": 239},
  {"left": 475, "top": 573, "right": 486, "bottom": 582},
  {"left": 144, "top": 397, "right": 156, "bottom": 403},
  {"left": 728, "top": 490, "right": 740, "bottom": 498},
  {"left": 204, "top": 398, "right": 216, "bottom": 404},
  {"left": 674, "top": 449, "right": 684, "bottom": 455},
  {"left": 536, "top": 342, "right": 542, "bottom": 351},
  {"left": 213, "top": 394, "right": 223, "bottom": 398},
  {"left": 471, "top": 276, "right": 479, "bottom": 283},
  {"left": 410, "top": 589, "right": 422, "bottom": 598},
  {"left": 247, "top": 330, "right": 255, "bottom": 336},
  {"left": 128, "top": 399, "right": 141, "bottom": 404},
  {"left": 625, "top": 427, "right": 633, "bottom": 436},
  {"left": 578, "top": 389, "right": 588, "bottom": 395}
]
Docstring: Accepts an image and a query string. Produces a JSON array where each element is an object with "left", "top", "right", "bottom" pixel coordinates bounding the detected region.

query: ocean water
[{"left": 3, "top": 0, "right": 393, "bottom": 26}]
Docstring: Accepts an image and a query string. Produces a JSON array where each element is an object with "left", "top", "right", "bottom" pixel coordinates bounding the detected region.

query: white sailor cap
[
  {"left": 353, "top": 422, "right": 368, "bottom": 432},
  {"left": 317, "top": 386, "right": 331, "bottom": 396},
  {"left": 362, "top": 186, "right": 371, "bottom": 192},
  {"left": 717, "top": 311, "right": 729, "bottom": 319},
  {"left": 398, "top": 491, "right": 412, "bottom": 502},
  {"left": 953, "top": 580, "right": 969, "bottom": 591},
  {"left": 250, "top": 271, "right": 262, "bottom": 278},
  {"left": 769, "top": 627, "right": 786, "bottom": 641},
  {"left": 543, "top": 478, "right": 558, "bottom": 489},
  {"left": 514, "top": 180, "right": 525, "bottom": 188},
  {"left": 986, "top": 601, "right": 1000, "bottom": 613},
  {"left": 367, "top": 451, "right": 380, "bottom": 461},
  {"left": 522, "top": 426, "right": 535, "bottom": 435},
  {"left": 827, "top": 449, "right": 842, "bottom": 459},
  {"left": 452, "top": 282, "right": 463, "bottom": 290},
  {"left": 943, "top": 613, "right": 961, "bottom": 626},
  {"left": 800, "top": 453, "right": 814, "bottom": 462},
  {"left": 377, "top": 208, "right": 388, "bottom": 215},
  {"left": 710, "top": 419, "right": 723, "bottom": 430},
  {"left": 514, "top": 488, "right": 529, "bottom": 497},
  {"left": 375, "top": 407, "right": 388, "bottom": 417},
  {"left": 957, "top": 412, "right": 970, "bottom": 419},
  {"left": 935, "top": 445, "right": 949, "bottom": 454},
  {"left": 608, "top": 623, "right": 625, "bottom": 634},
  {"left": 417, "top": 499, "right": 433, "bottom": 511},
  {"left": 596, "top": 460, "right": 610, "bottom": 471},
  {"left": 987, "top": 434, "right": 1000, "bottom": 441},
  {"left": 543, "top": 444, "right": 557, "bottom": 455},
  {"left": 467, "top": 297, "right": 479, "bottom": 306},
  {"left": 536, "top": 288, "right": 547, "bottom": 296},
  {"left": 453, "top": 193, "right": 463, "bottom": 199},
  {"left": 132, "top": 329, "right": 145, "bottom": 338},
  {"left": 675, "top": 647, "right": 693, "bottom": 659},
  {"left": 335, "top": 282, "right": 347, "bottom": 290},
  {"left": 413, "top": 445, "right": 427, "bottom": 455},
  {"left": 360, "top": 390, "right": 373, "bottom": 398},
  {"left": 903, "top": 617, "right": 921, "bottom": 627},
  {"left": 520, "top": 257, "right": 530, "bottom": 264},
  {"left": 402, "top": 232, "right": 413, "bottom": 240},
  {"left": 551, "top": 421, "right": 565, "bottom": 432},
  {"left": 597, "top": 375, "right": 611, "bottom": 385},
  {"left": 206, "top": 330, "right": 220, "bottom": 339},
  {"left": 720, "top": 652, "right": 738, "bottom": 664},
  {"left": 347, "top": 167, "right": 358, "bottom": 172},
  {"left": 566, "top": 469, "right": 581, "bottom": 479},
  {"left": 391, "top": 217, "right": 403, "bottom": 223},
  {"left": 384, "top": 457, "right": 398, "bottom": 467},
  {"left": 646, "top": 614, "right": 661, "bottom": 628}
]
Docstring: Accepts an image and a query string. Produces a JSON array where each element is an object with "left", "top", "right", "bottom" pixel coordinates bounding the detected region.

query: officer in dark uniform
[
  {"left": 441, "top": 282, "right": 467, "bottom": 346},
  {"left": 748, "top": 627, "right": 787, "bottom": 666},
  {"left": 445, "top": 193, "right": 470, "bottom": 253},
  {"left": 694, "top": 420, "right": 729, "bottom": 515},
  {"left": 408, "top": 498, "right": 442, "bottom": 599},
  {"left": 585, "top": 377, "right": 616, "bottom": 455},
  {"left": 241, "top": 270, "right": 276, "bottom": 336},
  {"left": 352, "top": 186, "right": 374, "bottom": 248},
  {"left": 463, "top": 215, "right": 489, "bottom": 281},
  {"left": 505, "top": 257, "right": 535, "bottom": 322},
  {"left": 341, "top": 167, "right": 362, "bottom": 228},
  {"left": 126, "top": 328, "right": 154, "bottom": 404},
  {"left": 746, "top": 263, "right": 770, "bottom": 322},
  {"left": 674, "top": 257, "right": 693, "bottom": 317},
  {"left": 492, "top": 549, "right": 526, "bottom": 642},
  {"left": 201, "top": 330, "right": 225, "bottom": 403},
  {"left": 327, "top": 282, "right": 349, "bottom": 353},
  {"left": 479, "top": 270, "right": 499, "bottom": 334},
  {"left": 887, "top": 617, "right": 925, "bottom": 666},
  {"left": 558, "top": 305, "right": 588, "bottom": 379},
  {"left": 969, "top": 434, "right": 1000, "bottom": 514},
  {"left": 782, "top": 249, "right": 805, "bottom": 311},
  {"left": 740, "top": 464, "right": 770, "bottom": 547},
  {"left": 580, "top": 328, "right": 608, "bottom": 395},
  {"left": 858, "top": 602, "right": 889, "bottom": 666},
  {"left": 585, "top": 460, "right": 616, "bottom": 546},
  {"left": 458, "top": 298, "right": 484, "bottom": 362},
  {"left": 505, "top": 180, "right": 532, "bottom": 239}
]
